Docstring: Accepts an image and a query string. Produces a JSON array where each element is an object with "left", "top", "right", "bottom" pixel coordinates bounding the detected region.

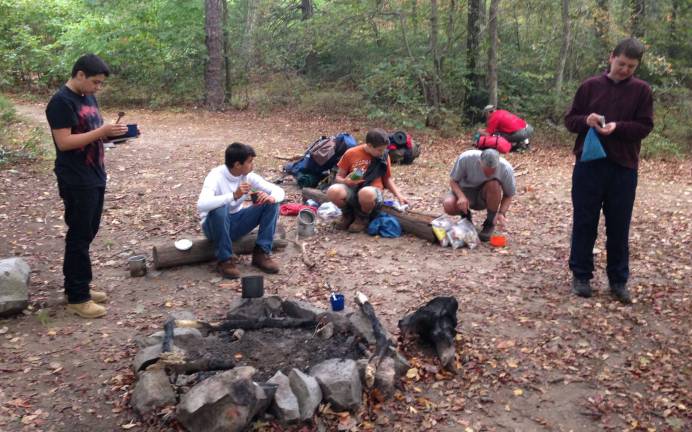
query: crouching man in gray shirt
[{"left": 442, "top": 149, "right": 516, "bottom": 242}]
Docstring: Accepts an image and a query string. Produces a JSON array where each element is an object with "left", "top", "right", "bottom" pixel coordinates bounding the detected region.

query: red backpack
[{"left": 475, "top": 135, "right": 511, "bottom": 154}]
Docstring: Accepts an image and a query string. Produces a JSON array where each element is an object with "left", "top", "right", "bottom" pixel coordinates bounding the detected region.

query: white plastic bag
[
  {"left": 431, "top": 215, "right": 456, "bottom": 247},
  {"left": 446, "top": 218, "right": 479, "bottom": 249},
  {"left": 316, "top": 202, "right": 342, "bottom": 221}
]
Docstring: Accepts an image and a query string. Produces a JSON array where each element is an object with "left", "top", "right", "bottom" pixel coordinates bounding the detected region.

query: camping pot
[
  {"left": 297, "top": 209, "right": 316, "bottom": 237},
  {"left": 128, "top": 255, "right": 147, "bottom": 277},
  {"left": 241, "top": 275, "right": 264, "bottom": 298}
]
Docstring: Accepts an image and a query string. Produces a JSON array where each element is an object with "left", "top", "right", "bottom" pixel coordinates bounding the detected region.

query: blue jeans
[
  {"left": 202, "top": 203, "right": 279, "bottom": 262},
  {"left": 570, "top": 158, "right": 638, "bottom": 284}
]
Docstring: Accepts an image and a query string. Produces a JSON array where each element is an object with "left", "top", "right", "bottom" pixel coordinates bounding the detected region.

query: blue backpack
[{"left": 284, "top": 133, "right": 357, "bottom": 185}]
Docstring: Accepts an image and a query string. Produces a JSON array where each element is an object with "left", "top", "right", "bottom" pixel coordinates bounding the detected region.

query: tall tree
[
  {"left": 487, "top": 0, "right": 500, "bottom": 106},
  {"left": 630, "top": 0, "right": 645, "bottom": 37},
  {"left": 205, "top": 0, "right": 226, "bottom": 110},
  {"left": 300, "top": 0, "right": 314, "bottom": 20},
  {"left": 554, "top": 0, "right": 571, "bottom": 116},
  {"left": 593, "top": 0, "right": 611, "bottom": 62},
  {"left": 465, "top": 0, "right": 482, "bottom": 114}
]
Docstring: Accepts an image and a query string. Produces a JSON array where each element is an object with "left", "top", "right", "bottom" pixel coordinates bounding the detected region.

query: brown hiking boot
[
  {"left": 336, "top": 212, "right": 355, "bottom": 230},
  {"left": 66, "top": 301, "right": 107, "bottom": 319},
  {"left": 347, "top": 215, "right": 369, "bottom": 233},
  {"left": 218, "top": 259, "right": 241, "bottom": 279},
  {"left": 252, "top": 247, "right": 279, "bottom": 274}
]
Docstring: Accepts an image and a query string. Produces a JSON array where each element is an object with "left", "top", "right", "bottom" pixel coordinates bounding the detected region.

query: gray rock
[
  {"left": 251, "top": 382, "right": 276, "bottom": 419},
  {"left": 356, "top": 358, "right": 368, "bottom": 385},
  {"left": 310, "top": 359, "right": 362, "bottom": 412},
  {"left": 374, "top": 356, "right": 397, "bottom": 397},
  {"left": 320, "top": 312, "right": 352, "bottom": 333},
  {"left": 176, "top": 366, "right": 257, "bottom": 432},
  {"left": 315, "top": 321, "right": 334, "bottom": 340},
  {"left": 288, "top": 368, "right": 322, "bottom": 421},
  {"left": 167, "top": 310, "right": 197, "bottom": 321},
  {"left": 0, "top": 258, "right": 30, "bottom": 317},
  {"left": 145, "top": 327, "right": 203, "bottom": 348},
  {"left": 348, "top": 310, "right": 376, "bottom": 345},
  {"left": 130, "top": 369, "right": 176, "bottom": 415},
  {"left": 133, "top": 344, "right": 162, "bottom": 372},
  {"left": 282, "top": 299, "right": 326, "bottom": 320},
  {"left": 266, "top": 371, "right": 300, "bottom": 422}
]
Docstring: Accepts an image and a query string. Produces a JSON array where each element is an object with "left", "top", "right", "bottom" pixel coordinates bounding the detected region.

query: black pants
[
  {"left": 569, "top": 159, "right": 637, "bottom": 284},
  {"left": 59, "top": 186, "right": 105, "bottom": 304}
]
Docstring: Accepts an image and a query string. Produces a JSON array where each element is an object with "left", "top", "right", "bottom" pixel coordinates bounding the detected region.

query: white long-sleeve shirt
[{"left": 197, "top": 165, "right": 285, "bottom": 223}]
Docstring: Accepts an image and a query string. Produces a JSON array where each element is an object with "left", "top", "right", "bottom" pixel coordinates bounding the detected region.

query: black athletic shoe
[
  {"left": 478, "top": 221, "right": 494, "bottom": 242},
  {"left": 571, "top": 277, "right": 592, "bottom": 298},
  {"left": 610, "top": 282, "right": 632, "bottom": 305}
]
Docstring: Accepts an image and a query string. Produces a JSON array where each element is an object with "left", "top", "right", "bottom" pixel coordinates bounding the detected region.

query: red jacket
[{"left": 487, "top": 110, "right": 527, "bottom": 135}]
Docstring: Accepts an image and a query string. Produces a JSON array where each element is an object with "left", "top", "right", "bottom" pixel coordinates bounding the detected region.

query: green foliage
[{"left": 0, "top": 0, "right": 689, "bottom": 156}]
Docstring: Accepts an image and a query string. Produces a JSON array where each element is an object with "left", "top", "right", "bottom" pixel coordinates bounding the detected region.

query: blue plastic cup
[
  {"left": 330, "top": 293, "right": 345, "bottom": 311},
  {"left": 125, "top": 124, "right": 138, "bottom": 138}
]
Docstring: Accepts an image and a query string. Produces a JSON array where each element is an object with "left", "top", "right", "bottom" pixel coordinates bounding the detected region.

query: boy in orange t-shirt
[{"left": 326, "top": 129, "right": 408, "bottom": 232}]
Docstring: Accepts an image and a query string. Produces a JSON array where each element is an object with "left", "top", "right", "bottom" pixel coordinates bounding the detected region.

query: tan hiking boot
[
  {"left": 90, "top": 290, "right": 108, "bottom": 303},
  {"left": 66, "top": 301, "right": 107, "bottom": 319},
  {"left": 218, "top": 259, "right": 241, "bottom": 279},
  {"left": 64, "top": 290, "right": 108, "bottom": 304},
  {"left": 251, "top": 247, "right": 279, "bottom": 274},
  {"left": 336, "top": 213, "right": 355, "bottom": 231},
  {"left": 347, "top": 215, "right": 368, "bottom": 233}
]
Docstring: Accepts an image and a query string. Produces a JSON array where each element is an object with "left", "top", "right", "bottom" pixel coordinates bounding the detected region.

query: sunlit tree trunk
[
  {"left": 205, "top": 0, "right": 225, "bottom": 110},
  {"left": 487, "top": 0, "right": 500, "bottom": 106},
  {"left": 554, "top": 0, "right": 571, "bottom": 116}
]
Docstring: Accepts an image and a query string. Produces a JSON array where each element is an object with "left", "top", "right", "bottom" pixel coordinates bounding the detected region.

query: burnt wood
[{"left": 301, "top": 187, "right": 438, "bottom": 242}]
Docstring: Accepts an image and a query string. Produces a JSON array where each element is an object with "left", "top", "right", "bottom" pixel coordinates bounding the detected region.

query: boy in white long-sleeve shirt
[{"left": 197, "top": 142, "right": 285, "bottom": 278}]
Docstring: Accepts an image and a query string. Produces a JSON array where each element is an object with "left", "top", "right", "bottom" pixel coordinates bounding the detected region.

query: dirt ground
[{"left": 1, "top": 102, "right": 690, "bottom": 432}]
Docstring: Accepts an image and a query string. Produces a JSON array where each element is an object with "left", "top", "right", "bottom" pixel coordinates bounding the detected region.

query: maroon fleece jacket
[{"left": 565, "top": 72, "right": 654, "bottom": 169}]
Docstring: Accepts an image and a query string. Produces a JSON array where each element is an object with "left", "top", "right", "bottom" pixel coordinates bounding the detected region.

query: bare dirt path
[{"left": 1, "top": 102, "right": 690, "bottom": 431}]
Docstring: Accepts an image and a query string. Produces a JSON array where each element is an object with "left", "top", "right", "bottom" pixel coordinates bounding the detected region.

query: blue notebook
[{"left": 581, "top": 127, "right": 606, "bottom": 161}]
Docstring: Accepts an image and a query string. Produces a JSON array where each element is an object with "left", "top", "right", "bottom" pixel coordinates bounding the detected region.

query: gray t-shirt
[{"left": 450, "top": 150, "right": 516, "bottom": 197}]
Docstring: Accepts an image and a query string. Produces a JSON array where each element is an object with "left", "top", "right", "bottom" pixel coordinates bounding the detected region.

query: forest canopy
[{"left": 0, "top": 0, "right": 689, "bottom": 154}]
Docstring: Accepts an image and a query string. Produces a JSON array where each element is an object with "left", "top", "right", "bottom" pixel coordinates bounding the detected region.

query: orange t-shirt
[{"left": 337, "top": 145, "right": 391, "bottom": 190}]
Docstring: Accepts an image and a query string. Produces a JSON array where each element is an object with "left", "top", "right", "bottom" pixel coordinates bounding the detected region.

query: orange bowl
[{"left": 489, "top": 234, "right": 507, "bottom": 247}]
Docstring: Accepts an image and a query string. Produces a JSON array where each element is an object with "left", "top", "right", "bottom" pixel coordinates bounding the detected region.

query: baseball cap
[
  {"left": 483, "top": 104, "right": 496, "bottom": 113},
  {"left": 480, "top": 149, "right": 500, "bottom": 168}
]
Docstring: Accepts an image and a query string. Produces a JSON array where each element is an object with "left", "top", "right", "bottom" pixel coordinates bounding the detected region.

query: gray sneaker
[
  {"left": 610, "top": 282, "right": 632, "bottom": 305},
  {"left": 571, "top": 277, "right": 592, "bottom": 298}
]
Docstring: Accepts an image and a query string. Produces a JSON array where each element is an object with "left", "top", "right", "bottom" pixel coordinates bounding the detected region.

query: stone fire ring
[{"left": 129, "top": 296, "right": 410, "bottom": 431}]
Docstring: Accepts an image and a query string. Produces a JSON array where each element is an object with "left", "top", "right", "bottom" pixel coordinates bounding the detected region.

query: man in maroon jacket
[{"left": 565, "top": 38, "right": 654, "bottom": 304}]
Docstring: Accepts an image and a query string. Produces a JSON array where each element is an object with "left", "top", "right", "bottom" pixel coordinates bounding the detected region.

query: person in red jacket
[
  {"left": 478, "top": 106, "right": 534, "bottom": 151},
  {"left": 565, "top": 38, "right": 653, "bottom": 304}
]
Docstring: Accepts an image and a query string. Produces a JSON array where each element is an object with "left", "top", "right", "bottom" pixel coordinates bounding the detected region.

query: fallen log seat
[
  {"left": 301, "top": 187, "right": 438, "bottom": 243},
  {"left": 152, "top": 233, "right": 287, "bottom": 270}
]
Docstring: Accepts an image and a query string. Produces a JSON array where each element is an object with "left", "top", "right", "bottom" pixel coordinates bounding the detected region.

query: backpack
[
  {"left": 284, "top": 133, "right": 357, "bottom": 187},
  {"left": 475, "top": 135, "right": 511, "bottom": 154},
  {"left": 387, "top": 130, "right": 421, "bottom": 164}
]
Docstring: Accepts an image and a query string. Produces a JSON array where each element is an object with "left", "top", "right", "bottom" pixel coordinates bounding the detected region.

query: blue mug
[
  {"left": 330, "top": 293, "right": 345, "bottom": 311},
  {"left": 124, "top": 124, "right": 138, "bottom": 138}
]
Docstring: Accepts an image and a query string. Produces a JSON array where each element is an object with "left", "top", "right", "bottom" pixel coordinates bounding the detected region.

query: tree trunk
[
  {"left": 487, "top": 0, "right": 500, "bottom": 106},
  {"left": 593, "top": 0, "right": 610, "bottom": 62},
  {"left": 429, "top": 0, "right": 441, "bottom": 110},
  {"left": 300, "top": 0, "right": 314, "bottom": 20},
  {"left": 554, "top": 0, "right": 571, "bottom": 116},
  {"left": 630, "top": 0, "right": 645, "bottom": 37},
  {"left": 222, "top": 0, "right": 232, "bottom": 103},
  {"left": 465, "top": 0, "right": 482, "bottom": 116},
  {"left": 204, "top": 0, "right": 226, "bottom": 110}
]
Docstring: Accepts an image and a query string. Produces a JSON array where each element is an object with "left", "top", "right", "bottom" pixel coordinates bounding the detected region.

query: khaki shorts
[
  {"left": 448, "top": 187, "right": 486, "bottom": 210},
  {"left": 340, "top": 185, "right": 384, "bottom": 214}
]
